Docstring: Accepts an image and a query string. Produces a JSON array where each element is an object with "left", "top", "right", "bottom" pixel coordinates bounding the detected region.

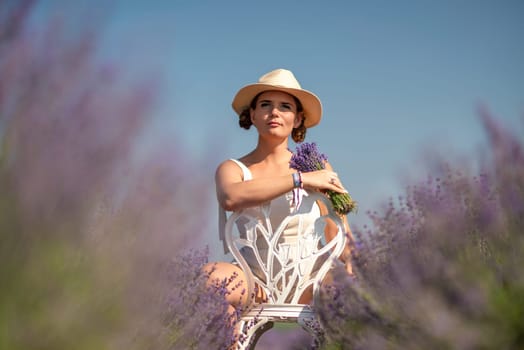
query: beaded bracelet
[{"left": 292, "top": 172, "right": 302, "bottom": 188}]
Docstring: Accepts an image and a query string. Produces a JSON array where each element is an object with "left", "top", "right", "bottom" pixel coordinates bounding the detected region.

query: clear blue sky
[{"left": 35, "top": 0, "right": 524, "bottom": 254}]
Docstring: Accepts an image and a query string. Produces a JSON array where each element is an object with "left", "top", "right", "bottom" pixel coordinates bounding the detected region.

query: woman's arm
[
  {"left": 215, "top": 159, "right": 347, "bottom": 212},
  {"left": 341, "top": 216, "right": 355, "bottom": 276},
  {"left": 215, "top": 160, "right": 295, "bottom": 211},
  {"left": 320, "top": 162, "right": 355, "bottom": 275},
  {"left": 319, "top": 200, "right": 355, "bottom": 276}
]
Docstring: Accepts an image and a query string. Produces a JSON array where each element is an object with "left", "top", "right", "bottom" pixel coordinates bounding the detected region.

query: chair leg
[
  {"left": 247, "top": 321, "right": 273, "bottom": 350},
  {"left": 298, "top": 316, "right": 325, "bottom": 349},
  {"left": 236, "top": 318, "right": 273, "bottom": 350}
]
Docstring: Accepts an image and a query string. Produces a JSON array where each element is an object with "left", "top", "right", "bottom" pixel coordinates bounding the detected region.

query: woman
[{"left": 204, "top": 68, "right": 353, "bottom": 316}]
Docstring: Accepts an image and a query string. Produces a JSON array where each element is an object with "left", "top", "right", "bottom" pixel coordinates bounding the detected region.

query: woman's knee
[{"left": 203, "top": 262, "right": 250, "bottom": 307}]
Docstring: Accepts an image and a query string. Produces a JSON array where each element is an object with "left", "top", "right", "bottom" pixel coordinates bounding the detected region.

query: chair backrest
[{"left": 224, "top": 192, "right": 346, "bottom": 305}]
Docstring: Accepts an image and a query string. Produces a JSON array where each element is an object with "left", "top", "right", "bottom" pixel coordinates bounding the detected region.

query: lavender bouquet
[{"left": 290, "top": 142, "right": 357, "bottom": 215}]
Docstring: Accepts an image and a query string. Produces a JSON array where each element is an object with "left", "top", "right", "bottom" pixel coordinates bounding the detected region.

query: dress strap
[
  {"left": 228, "top": 158, "right": 253, "bottom": 181},
  {"left": 218, "top": 158, "right": 252, "bottom": 254}
]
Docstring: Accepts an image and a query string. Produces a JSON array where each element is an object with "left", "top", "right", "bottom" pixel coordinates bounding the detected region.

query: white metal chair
[{"left": 224, "top": 192, "right": 347, "bottom": 349}]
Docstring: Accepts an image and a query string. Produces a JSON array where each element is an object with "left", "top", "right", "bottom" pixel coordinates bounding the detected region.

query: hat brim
[{"left": 232, "top": 83, "right": 322, "bottom": 128}]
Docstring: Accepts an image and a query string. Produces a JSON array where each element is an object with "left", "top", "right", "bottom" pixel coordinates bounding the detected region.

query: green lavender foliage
[{"left": 327, "top": 189, "right": 358, "bottom": 216}]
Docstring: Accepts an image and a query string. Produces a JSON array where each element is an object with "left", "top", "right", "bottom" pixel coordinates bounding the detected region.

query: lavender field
[
  {"left": 1, "top": 2, "right": 523, "bottom": 349},
  {"left": 1, "top": 2, "right": 232, "bottom": 349},
  {"left": 315, "top": 110, "right": 524, "bottom": 349}
]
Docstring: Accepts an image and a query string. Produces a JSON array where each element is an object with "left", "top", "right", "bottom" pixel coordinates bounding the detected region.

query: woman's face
[{"left": 250, "top": 90, "right": 303, "bottom": 140}]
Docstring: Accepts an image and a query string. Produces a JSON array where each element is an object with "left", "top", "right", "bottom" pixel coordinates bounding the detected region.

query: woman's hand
[{"left": 300, "top": 169, "right": 348, "bottom": 194}]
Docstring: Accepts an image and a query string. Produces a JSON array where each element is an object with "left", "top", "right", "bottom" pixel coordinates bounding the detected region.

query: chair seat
[
  {"left": 242, "top": 303, "right": 314, "bottom": 322},
  {"left": 238, "top": 303, "right": 323, "bottom": 350}
]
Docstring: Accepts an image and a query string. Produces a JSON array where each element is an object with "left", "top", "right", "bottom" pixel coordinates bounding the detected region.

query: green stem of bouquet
[
  {"left": 313, "top": 163, "right": 357, "bottom": 215},
  {"left": 327, "top": 190, "right": 358, "bottom": 215}
]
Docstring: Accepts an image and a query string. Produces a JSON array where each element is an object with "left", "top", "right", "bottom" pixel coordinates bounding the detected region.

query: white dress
[{"left": 220, "top": 159, "right": 322, "bottom": 284}]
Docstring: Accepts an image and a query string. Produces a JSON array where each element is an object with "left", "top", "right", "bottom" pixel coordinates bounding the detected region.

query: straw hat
[{"left": 232, "top": 68, "right": 322, "bottom": 128}]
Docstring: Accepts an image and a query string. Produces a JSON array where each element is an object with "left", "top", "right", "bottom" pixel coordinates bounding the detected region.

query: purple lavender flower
[
  {"left": 290, "top": 142, "right": 357, "bottom": 215},
  {"left": 163, "top": 249, "right": 237, "bottom": 349},
  {"left": 289, "top": 142, "right": 328, "bottom": 172},
  {"left": 315, "top": 113, "right": 524, "bottom": 350},
  {"left": 0, "top": 2, "right": 218, "bottom": 349}
]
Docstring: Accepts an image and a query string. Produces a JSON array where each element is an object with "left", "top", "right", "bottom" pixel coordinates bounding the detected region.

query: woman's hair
[
  {"left": 291, "top": 118, "right": 306, "bottom": 143},
  {"left": 238, "top": 92, "right": 307, "bottom": 143}
]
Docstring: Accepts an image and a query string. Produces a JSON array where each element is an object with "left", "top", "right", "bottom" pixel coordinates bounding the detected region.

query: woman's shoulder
[
  {"left": 216, "top": 152, "right": 254, "bottom": 171},
  {"left": 215, "top": 157, "right": 252, "bottom": 182},
  {"left": 217, "top": 157, "right": 246, "bottom": 170},
  {"left": 216, "top": 159, "right": 240, "bottom": 175}
]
